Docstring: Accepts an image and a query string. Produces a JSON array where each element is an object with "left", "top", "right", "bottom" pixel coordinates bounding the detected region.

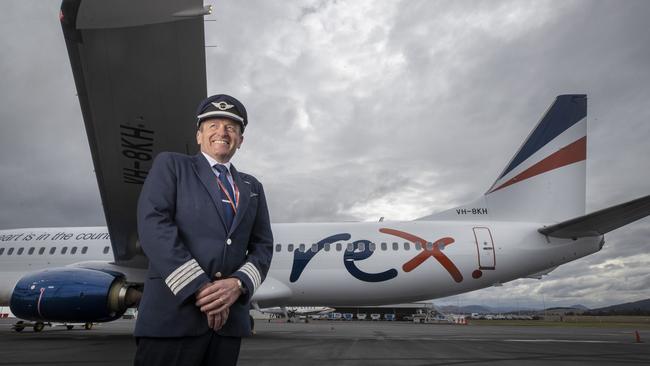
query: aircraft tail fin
[{"left": 420, "top": 94, "right": 587, "bottom": 223}]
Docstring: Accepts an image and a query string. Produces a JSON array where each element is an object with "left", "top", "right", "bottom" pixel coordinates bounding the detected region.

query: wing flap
[{"left": 538, "top": 195, "right": 650, "bottom": 238}]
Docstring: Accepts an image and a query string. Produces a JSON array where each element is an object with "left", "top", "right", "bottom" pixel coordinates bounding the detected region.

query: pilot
[{"left": 134, "top": 94, "right": 274, "bottom": 366}]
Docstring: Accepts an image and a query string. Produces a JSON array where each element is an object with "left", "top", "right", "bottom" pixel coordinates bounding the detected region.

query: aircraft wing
[
  {"left": 60, "top": 0, "right": 209, "bottom": 266},
  {"left": 295, "top": 307, "right": 335, "bottom": 315},
  {"left": 538, "top": 194, "right": 650, "bottom": 238}
]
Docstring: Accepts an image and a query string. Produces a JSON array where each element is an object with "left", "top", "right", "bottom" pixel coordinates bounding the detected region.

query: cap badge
[{"left": 212, "top": 101, "right": 235, "bottom": 111}]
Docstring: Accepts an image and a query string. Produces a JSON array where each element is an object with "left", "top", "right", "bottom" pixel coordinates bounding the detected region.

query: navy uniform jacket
[{"left": 134, "top": 152, "right": 273, "bottom": 338}]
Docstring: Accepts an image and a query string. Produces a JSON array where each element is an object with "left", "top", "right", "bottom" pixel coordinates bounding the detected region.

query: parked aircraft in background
[
  {"left": 253, "top": 305, "right": 335, "bottom": 322},
  {"left": 1, "top": 0, "right": 649, "bottom": 332}
]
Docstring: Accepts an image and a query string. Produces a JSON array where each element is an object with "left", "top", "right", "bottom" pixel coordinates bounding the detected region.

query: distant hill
[
  {"left": 438, "top": 305, "right": 492, "bottom": 314},
  {"left": 436, "top": 299, "right": 650, "bottom": 315},
  {"left": 546, "top": 305, "right": 589, "bottom": 312},
  {"left": 587, "top": 298, "right": 650, "bottom": 314},
  {"left": 437, "top": 305, "right": 537, "bottom": 314},
  {"left": 569, "top": 304, "right": 590, "bottom": 311}
]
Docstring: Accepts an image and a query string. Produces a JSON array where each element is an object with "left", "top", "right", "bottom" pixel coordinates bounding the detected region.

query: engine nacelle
[{"left": 10, "top": 268, "right": 134, "bottom": 323}]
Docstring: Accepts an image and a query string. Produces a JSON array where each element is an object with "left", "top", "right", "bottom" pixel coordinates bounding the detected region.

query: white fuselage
[
  {"left": 256, "top": 221, "right": 602, "bottom": 307},
  {"left": 0, "top": 222, "right": 603, "bottom": 308}
]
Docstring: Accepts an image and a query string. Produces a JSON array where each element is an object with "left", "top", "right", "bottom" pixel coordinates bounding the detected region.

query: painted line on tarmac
[{"left": 504, "top": 339, "right": 618, "bottom": 343}]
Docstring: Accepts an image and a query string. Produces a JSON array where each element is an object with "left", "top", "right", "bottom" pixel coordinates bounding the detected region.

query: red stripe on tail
[{"left": 489, "top": 136, "right": 586, "bottom": 194}]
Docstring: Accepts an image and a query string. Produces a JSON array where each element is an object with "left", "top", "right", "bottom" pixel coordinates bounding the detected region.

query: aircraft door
[{"left": 473, "top": 227, "right": 495, "bottom": 270}]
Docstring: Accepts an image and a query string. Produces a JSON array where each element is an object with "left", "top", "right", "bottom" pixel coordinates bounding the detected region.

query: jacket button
[
  {"left": 215, "top": 272, "right": 222, "bottom": 278},
  {"left": 226, "top": 238, "right": 232, "bottom": 245}
]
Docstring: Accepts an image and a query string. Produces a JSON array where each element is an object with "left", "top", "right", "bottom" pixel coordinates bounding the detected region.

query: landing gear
[
  {"left": 12, "top": 320, "right": 47, "bottom": 332},
  {"left": 13, "top": 321, "right": 25, "bottom": 332},
  {"left": 33, "top": 322, "right": 45, "bottom": 332},
  {"left": 12, "top": 321, "right": 88, "bottom": 332}
]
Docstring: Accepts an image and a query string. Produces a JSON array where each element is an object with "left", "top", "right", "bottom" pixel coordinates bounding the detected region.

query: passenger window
[
  {"left": 28, "top": 247, "right": 35, "bottom": 255},
  {"left": 381, "top": 242, "right": 387, "bottom": 251},
  {"left": 0, "top": 248, "right": 4, "bottom": 255},
  {"left": 358, "top": 242, "right": 365, "bottom": 251},
  {"left": 287, "top": 244, "right": 294, "bottom": 252},
  {"left": 369, "top": 242, "right": 376, "bottom": 251},
  {"left": 404, "top": 242, "right": 410, "bottom": 250},
  {"left": 103, "top": 246, "right": 110, "bottom": 254},
  {"left": 275, "top": 244, "right": 281, "bottom": 252},
  {"left": 346, "top": 243, "right": 353, "bottom": 252},
  {"left": 61, "top": 247, "right": 68, "bottom": 254},
  {"left": 8, "top": 248, "right": 14, "bottom": 255},
  {"left": 415, "top": 242, "right": 422, "bottom": 250},
  {"left": 17, "top": 247, "right": 24, "bottom": 255},
  {"left": 299, "top": 243, "right": 305, "bottom": 252},
  {"left": 392, "top": 242, "right": 398, "bottom": 251},
  {"left": 324, "top": 243, "right": 330, "bottom": 252},
  {"left": 50, "top": 247, "right": 56, "bottom": 254},
  {"left": 310, "top": 243, "right": 318, "bottom": 252},
  {"left": 39, "top": 247, "right": 45, "bottom": 255},
  {"left": 71, "top": 247, "right": 78, "bottom": 254},
  {"left": 81, "top": 246, "right": 88, "bottom": 254},
  {"left": 426, "top": 242, "right": 434, "bottom": 250},
  {"left": 336, "top": 243, "right": 342, "bottom": 251}
]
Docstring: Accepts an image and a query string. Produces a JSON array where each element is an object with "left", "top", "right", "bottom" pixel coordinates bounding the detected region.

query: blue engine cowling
[{"left": 10, "top": 268, "right": 131, "bottom": 323}]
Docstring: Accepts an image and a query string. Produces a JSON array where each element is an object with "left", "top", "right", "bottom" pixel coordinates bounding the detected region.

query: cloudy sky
[{"left": 1, "top": 0, "right": 649, "bottom": 309}]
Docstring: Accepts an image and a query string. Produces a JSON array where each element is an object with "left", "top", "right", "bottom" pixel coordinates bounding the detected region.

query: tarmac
[{"left": 0, "top": 318, "right": 648, "bottom": 366}]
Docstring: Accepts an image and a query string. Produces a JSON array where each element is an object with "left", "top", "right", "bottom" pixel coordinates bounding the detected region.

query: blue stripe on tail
[{"left": 498, "top": 94, "right": 587, "bottom": 180}]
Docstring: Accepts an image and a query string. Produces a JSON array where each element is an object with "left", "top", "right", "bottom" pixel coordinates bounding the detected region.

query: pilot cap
[{"left": 196, "top": 94, "right": 248, "bottom": 133}]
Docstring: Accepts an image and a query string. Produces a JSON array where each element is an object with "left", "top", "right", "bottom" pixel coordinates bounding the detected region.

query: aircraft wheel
[
  {"left": 34, "top": 322, "right": 45, "bottom": 332},
  {"left": 67, "top": 325, "right": 74, "bottom": 330},
  {"left": 14, "top": 321, "right": 25, "bottom": 333},
  {"left": 84, "top": 322, "right": 93, "bottom": 330}
]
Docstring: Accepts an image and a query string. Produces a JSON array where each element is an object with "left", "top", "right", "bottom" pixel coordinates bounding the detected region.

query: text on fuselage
[{"left": 289, "top": 228, "right": 463, "bottom": 283}]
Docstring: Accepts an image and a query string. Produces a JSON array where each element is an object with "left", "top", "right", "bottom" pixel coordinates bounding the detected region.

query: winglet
[{"left": 538, "top": 195, "right": 650, "bottom": 238}]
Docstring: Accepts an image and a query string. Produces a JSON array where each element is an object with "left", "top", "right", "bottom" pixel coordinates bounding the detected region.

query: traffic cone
[{"left": 635, "top": 330, "right": 642, "bottom": 343}]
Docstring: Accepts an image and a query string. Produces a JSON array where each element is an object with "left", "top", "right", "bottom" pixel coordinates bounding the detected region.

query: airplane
[
  {"left": 2, "top": 0, "right": 650, "bottom": 332},
  {"left": 252, "top": 304, "right": 335, "bottom": 322}
]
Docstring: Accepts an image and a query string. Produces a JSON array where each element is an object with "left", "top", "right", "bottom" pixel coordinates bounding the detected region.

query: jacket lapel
[
  {"left": 191, "top": 154, "right": 228, "bottom": 231},
  {"left": 229, "top": 165, "right": 250, "bottom": 234}
]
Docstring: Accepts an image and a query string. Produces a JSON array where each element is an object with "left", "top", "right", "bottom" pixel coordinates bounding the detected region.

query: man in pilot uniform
[{"left": 134, "top": 94, "right": 273, "bottom": 366}]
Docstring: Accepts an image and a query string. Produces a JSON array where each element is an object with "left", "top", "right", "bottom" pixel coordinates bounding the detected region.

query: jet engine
[{"left": 10, "top": 268, "right": 139, "bottom": 323}]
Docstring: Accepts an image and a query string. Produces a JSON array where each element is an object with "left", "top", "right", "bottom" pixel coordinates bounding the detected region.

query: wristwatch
[{"left": 236, "top": 279, "right": 247, "bottom": 294}]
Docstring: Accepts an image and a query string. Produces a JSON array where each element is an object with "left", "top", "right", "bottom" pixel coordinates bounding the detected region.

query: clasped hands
[{"left": 195, "top": 277, "right": 242, "bottom": 331}]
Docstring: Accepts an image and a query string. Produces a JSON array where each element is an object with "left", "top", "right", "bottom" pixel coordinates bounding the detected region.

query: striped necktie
[{"left": 214, "top": 164, "right": 235, "bottom": 229}]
